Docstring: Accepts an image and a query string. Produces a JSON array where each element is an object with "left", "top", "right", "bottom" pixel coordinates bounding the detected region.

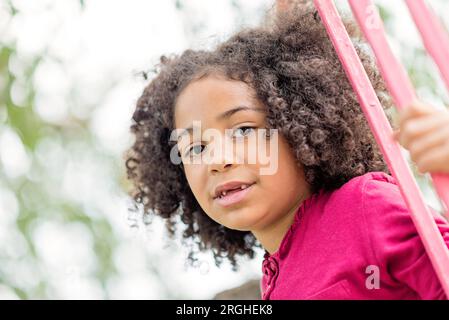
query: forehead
[{"left": 174, "top": 76, "right": 261, "bottom": 128}]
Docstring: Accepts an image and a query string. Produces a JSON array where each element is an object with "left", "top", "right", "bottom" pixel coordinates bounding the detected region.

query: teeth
[
  {"left": 218, "top": 184, "right": 254, "bottom": 198},
  {"left": 218, "top": 184, "right": 251, "bottom": 198}
]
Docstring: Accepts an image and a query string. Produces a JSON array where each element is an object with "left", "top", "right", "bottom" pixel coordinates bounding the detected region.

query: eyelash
[{"left": 183, "top": 126, "right": 256, "bottom": 157}]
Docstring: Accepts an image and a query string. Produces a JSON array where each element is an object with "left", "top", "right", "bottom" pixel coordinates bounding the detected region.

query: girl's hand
[{"left": 393, "top": 100, "right": 449, "bottom": 174}]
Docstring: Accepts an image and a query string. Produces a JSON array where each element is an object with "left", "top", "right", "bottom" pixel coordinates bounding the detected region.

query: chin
[
  {"left": 222, "top": 215, "right": 261, "bottom": 232},
  {"left": 227, "top": 225, "right": 251, "bottom": 231},
  {"left": 225, "top": 225, "right": 252, "bottom": 232},
  {"left": 210, "top": 206, "right": 264, "bottom": 231}
]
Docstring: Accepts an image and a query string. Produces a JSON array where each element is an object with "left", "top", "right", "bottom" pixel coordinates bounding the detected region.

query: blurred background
[{"left": 0, "top": 0, "right": 448, "bottom": 299}]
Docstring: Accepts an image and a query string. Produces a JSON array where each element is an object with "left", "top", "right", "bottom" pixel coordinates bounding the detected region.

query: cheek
[
  {"left": 265, "top": 138, "right": 305, "bottom": 190},
  {"left": 184, "top": 165, "right": 208, "bottom": 200}
]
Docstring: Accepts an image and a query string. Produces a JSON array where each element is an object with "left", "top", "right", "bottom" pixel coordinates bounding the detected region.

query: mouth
[{"left": 213, "top": 182, "right": 255, "bottom": 207}]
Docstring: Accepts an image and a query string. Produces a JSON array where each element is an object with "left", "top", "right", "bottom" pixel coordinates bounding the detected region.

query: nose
[
  {"left": 210, "top": 162, "right": 234, "bottom": 174},
  {"left": 208, "top": 150, "right": 237, "bottom": 174},
  {"left": 207, "top": 137, "right": 240, "bottom": 174}
]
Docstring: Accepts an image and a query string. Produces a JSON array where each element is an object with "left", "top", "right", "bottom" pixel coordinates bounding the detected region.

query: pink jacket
[{"left": 261, "top": 171, "right": 449, "bottom": 300}]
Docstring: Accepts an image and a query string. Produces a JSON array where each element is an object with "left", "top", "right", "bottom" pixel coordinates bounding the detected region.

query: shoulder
[
  {"left": 322, "top": 171, "right": 411, "bottom": 236},
  {"left": 312, "top": 171, "right": 400, "bottom": 234},
  {"left": 340, "top": 171, "right": 397, "bottom": 193},
  {"left": 339, "top": 171, "right": 409, "bottom": 221},
  {"left": 328, "top": 171, "right": 398, "bottom": 208}
]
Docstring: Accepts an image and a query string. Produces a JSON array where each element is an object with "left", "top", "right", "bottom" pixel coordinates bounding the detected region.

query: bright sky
[{"left": 0, "top": 0, "right": 274, "bottom": 299}]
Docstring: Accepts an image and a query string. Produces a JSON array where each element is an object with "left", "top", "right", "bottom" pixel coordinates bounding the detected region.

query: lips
[
  {"left": 213, "top": 183, "right": 255, "bottom": 208},
  {"left": 213, "top": 181, "right": 255, "bottom": 199}
]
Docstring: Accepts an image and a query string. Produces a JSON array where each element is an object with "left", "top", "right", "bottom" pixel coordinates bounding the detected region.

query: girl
[{"left": 125, "top": 5, "right": 449, "bottom": 299}]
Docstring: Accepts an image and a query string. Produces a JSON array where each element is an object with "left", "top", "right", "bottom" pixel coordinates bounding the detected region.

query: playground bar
[
  {"left": 405, "top": 0, "right": 449, "bottom": 92},
  {"left": 313, "top": 0, "right": 449, "bottom": 297},
  {"left": 348, "top": 0, "right": 449, "bottom": 224}
]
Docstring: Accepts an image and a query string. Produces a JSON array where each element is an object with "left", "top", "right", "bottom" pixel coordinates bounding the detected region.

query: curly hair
[{"left": 124, "top": 4, "right": 392, "bottom": 270}]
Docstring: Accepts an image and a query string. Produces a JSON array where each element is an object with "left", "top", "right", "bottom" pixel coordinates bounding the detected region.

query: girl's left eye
[{"left": 232, "top": 126, "right": 256, "bottom": 138}]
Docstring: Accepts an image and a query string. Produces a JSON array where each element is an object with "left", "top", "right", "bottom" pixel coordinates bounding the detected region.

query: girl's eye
[
  {"left": 232, "top": 126, "right": 256, "bottom": 138},
  {"left": 185, "top": 144, "right": 205, "bottom": 157},
  {"left": 183, "top": 126, "right": 255, "bottom": 157}
]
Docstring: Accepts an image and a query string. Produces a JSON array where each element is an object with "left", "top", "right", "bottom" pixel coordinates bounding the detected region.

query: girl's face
[{"left": 174, "top": 74, "right": 311, "bottom": 232}]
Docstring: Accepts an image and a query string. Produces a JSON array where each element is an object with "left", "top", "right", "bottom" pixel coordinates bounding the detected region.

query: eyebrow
[{"left": 176, "top": 105, "right": 265, "bottom": 141}]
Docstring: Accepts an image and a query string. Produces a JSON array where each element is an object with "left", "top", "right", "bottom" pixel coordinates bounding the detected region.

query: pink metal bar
[
  {"left": 349, "top": 0, "right": 416, "bottom": 108},
  {"left": 406, "top": 0, "right": 449, "bottom": 92},
  {"left": 313, "top": 0, "right": 449, "bottom": 297},
  {"left": 348, "top": 0, "right": 449, "bottom": 219}
]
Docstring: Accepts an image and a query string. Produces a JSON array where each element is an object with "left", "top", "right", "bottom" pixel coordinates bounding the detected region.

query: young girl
[{"left": 125, "top": 5, "right": 449, "bottom": 299}]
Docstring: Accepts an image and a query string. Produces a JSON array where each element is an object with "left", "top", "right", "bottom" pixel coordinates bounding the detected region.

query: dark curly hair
[{"left": 124, "top": 4, "right": 392, "bottom": 270}]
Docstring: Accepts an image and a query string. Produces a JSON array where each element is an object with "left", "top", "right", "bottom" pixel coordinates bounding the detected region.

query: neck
[{"left": 252, "top": 191, "right": 310, "bottom": 255}]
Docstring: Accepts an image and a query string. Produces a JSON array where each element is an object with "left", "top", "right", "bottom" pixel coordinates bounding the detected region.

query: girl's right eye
[{"left": 185, "top": 144, "right": 205, "bottom": 157}]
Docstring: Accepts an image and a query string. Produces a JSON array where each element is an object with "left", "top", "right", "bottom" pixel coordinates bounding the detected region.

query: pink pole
[
  {"left": 405, "top": 0, "right": 449, "bottom": 92},
  {"left": 349, "top": 0, "right": 449, "bottom": 219},
  {"left": 313, "top": 0, "right": 449, "bottom": 297},
  {"left": 348, "top": 0, "right": 449, "bottom": 219},
  {"left": 349, "top": 0, "right": 416, "bottom": 108}
]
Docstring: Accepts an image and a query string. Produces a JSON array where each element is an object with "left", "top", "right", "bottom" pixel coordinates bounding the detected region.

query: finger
[
  {"left": 414, "top": 142, "right": 449, "bottom": 174},
  {"left": 408, "top": 126, "right": 449, "bottom": 163},
  {"left": 398, "top": 100, "right": 435, "bottom": 127},
  {"left": 398, "top": 112, "right": 449, "bottom": 149},
  {"left": 392, "top": 129, "right": 400, "bottom": 141}
]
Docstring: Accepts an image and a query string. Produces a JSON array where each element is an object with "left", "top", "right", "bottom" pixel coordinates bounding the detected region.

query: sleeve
[{"left": 362, "top": 176, "right": 449, "bottom": 300}]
